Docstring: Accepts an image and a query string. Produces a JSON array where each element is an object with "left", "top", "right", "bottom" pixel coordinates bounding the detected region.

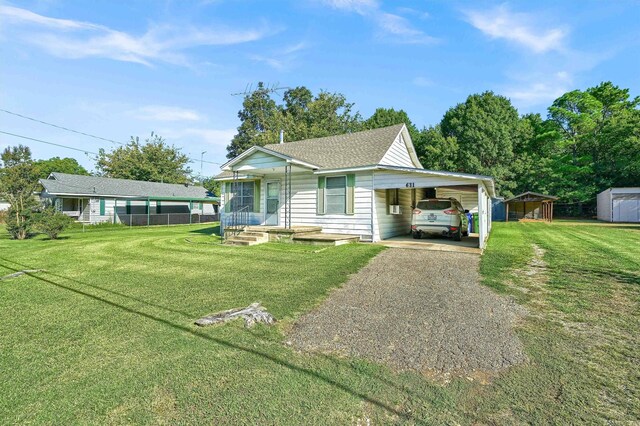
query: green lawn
[{"left": 0, "top": 222, "right": 638, "bottom": 424}]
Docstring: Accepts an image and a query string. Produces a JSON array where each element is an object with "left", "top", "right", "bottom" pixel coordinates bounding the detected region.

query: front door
[{"left": 265, "top": 181, "right": 280, "bottom": 226}]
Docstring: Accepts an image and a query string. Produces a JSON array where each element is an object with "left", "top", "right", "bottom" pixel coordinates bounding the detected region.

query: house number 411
[{"left": 405, "top": 182, "right": 415, "bottom": 188}]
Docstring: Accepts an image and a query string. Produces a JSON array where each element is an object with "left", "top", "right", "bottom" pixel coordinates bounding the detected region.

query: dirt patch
[{"left": 288, "top": 249, "right": 527, "bottom": 377}]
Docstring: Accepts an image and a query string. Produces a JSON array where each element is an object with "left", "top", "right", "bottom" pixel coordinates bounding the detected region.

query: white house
[
  {"left": 597, "top": 187, "right": 640, "bottom": 223},
  {"left": 39, "top": 173, "right": 219, "bottom": 225},
  {"left": 215, "top": 124, "right": 496, "bottom": 248}
]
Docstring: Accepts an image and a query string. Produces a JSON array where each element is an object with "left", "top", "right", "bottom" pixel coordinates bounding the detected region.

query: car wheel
[{"left": 453, "top": 227, "right": 462, "bottom": 241}]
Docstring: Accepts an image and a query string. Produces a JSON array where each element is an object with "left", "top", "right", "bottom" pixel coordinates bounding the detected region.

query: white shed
[{"left": 597, "top": 187, "right": 640, "bottom": 223}]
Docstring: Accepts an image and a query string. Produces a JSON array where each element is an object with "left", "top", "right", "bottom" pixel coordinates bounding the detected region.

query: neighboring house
[
  {"left": 597, "top": 187, "right": 640, "bottom": 223},
  {"left": 215, "top": 124, "right": 496, "bottom": 248},
  {"left": 0, "top": 199, "right": 9, "bottom": 212},
  {"left": 39, "top": 173, "right": 219, "bottom": 225}
]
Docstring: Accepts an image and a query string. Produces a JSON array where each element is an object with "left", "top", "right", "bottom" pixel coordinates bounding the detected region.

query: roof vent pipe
[{"left": 279, "top": 129, "right": 284, "bottom": 144}]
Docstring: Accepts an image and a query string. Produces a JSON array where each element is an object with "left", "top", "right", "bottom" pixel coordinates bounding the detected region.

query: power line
[
  {"left": 0, "top": 130, "right": 100, "bottom": 156},
  {"left": 0, "top": 108, "right": 223, "bottom": 165}
]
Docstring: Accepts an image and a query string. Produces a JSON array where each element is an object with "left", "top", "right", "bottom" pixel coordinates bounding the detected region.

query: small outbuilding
[
  {"left": 504, "top": 192, "right": 557, "bottom": 222},
  {"left": 597, "top": 187, "right": 640, "bottom": 223}
]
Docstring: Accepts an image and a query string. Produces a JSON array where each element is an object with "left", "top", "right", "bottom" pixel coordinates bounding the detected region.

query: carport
[{"left": 371, "top": 166, "right": 495, "bottom": 249}]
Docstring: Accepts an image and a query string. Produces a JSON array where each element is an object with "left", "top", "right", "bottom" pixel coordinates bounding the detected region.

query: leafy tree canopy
[
  {"left": 363, "top": 107, "right": 420, "bottom": 142},
  {"left": 96, "top": 133, "right": 192, "bottom": 183},
  {"left": 0, "top": 145, "right": 40, "bottom": 239},
  {"left": 34, "top": 157, "right": 89, "bottom": 179},
  {"left": 226, "top": 83, "right": 362, "bottom": 158}
]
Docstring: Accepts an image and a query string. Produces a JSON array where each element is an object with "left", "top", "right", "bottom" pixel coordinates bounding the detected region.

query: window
[
  {"left": 416, "top": 200, "right": 452, "bottom": 210},
  {"left": 232, "top": 181, "right": 255, "bottom": 212},
  {"left": 325, "top": 176, "right": 346, "bottom": 214}
]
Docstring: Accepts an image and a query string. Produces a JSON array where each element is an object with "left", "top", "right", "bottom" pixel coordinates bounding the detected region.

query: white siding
[
  {"left": 90, "top": 198, "right": 116, "bottom": 224},
  {"left": 219, "top": 171, "right": 375, "bottom": 240},
  {"left": 436, "top": 188, "right": 479, "bottom": 212},
  {"left": 280, "top": 171, "right": 374, "bottom": 239},
  {"left": 597, "top": 189, "right": 612, "bottom": 222},
  {"left": 373, "top": 188, "right": 415, "bottom": 240},
  {"left": 380, "top": 133, "right": 415, "bottom": 168},
  {"left": 373, "top": 170, "right": 480, "bottom": 190},
  {"left": 0, "top": 200, "right": 9, "bottom": 211},
  {"left": 234, "top": 151, "right": 288, "bottom": 171}
]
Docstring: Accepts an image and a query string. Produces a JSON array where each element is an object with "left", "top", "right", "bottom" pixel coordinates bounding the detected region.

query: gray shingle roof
[
  {"left": 263, "top": 124, "right": 405, "bottom": 169},
  {"left": 216, "top": 124, "right": 406, "bottom": 178},
  {"left": 40, "top": 173, "right": 209, "bottom": 199}
]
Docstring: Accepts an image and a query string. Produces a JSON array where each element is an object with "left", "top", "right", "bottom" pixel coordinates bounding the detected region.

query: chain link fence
[{"left": 116, "top": 213, "right": 219, "bottom": 226}]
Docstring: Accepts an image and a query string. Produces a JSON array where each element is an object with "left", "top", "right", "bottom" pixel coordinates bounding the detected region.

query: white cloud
[
  {"left": 374, "top": 13, "right": 437, "bottom": 44},
  {"left": 464, "top": 4, "right": 567, "bottom": 53},
  {"left": 131, "top": 106, "right": 203, "bottom": 122},
  {"left": 249, "top": 41, "right": 308, "bottom": 70},
  {"left": 322, "top": 0, "right": 378, "bottom": 14},
  {"left": 318, "top": 0, "right": 436, "bottom": 44},
  {"left": 0, "top": 5, "right": 274, "bottom": 66},
  {"left": 504, "top": 71, "right": 573, "bottom": 107},
  {"left": 0, "top": 5, "right": 102, "bottom": 31}
]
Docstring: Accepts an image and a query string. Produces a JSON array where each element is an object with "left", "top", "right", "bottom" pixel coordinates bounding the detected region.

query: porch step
[
  {"left": 292, "top": 233, "right": 360, "bottom": 246},
  {"left": 225, "top": 231, "right": 269, "bottom": 246}
]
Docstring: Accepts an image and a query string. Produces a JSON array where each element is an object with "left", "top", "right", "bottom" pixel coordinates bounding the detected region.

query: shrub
[
  {"left": 35, "top": 207, "right": 74, "bottom": 240},
  {"left": 5, "top": 202, "right": 39, "bottom": 240}
]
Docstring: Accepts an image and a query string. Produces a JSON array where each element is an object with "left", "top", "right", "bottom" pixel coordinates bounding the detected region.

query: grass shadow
[
  {"left": 189, "top": 225, "right": 220, "bottom": 236},
  {"left": 0, "top": 257, "right": 412, "bottom": 421}
]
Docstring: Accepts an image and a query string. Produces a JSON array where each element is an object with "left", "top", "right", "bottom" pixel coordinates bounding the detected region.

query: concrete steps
[
  {"left": 292, "top": 233, "right": 360, "bottom": 246},
  {"left": 225, "top": 231, "right": 269, "bottom": 246}
]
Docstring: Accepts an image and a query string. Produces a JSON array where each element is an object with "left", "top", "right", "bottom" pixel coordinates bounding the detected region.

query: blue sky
[{"left": 1, "top": 0, "right": 639, "bottom": 175}]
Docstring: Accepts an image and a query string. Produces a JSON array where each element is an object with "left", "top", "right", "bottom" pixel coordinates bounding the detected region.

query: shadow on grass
[
  {"left": 189, "top": 225, "right": 220, "bottom": 236},
  {"left": 0, "top": 256, "right": 412, "bottom": 421}
]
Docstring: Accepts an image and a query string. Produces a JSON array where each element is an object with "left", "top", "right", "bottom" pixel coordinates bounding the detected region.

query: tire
[
  {"left": 453, "top": 227, "right": 462, "bottom": 241},
  {"left": 412, "top": 231, "right": 422, "bottom": 239}
]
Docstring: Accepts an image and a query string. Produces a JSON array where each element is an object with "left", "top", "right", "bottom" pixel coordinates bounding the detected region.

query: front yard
[{"left": 0, "top": 222, "right": 638, "bottom": 423}]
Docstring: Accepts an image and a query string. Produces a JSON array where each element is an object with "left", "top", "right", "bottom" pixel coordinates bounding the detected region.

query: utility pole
[{"left": 200, "top": 151, "right": 207, "bottom": 181}]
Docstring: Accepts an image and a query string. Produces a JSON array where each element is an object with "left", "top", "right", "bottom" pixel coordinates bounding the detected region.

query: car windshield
[{"left": 416, "top": 200, "right": 452, "bottom": 210}]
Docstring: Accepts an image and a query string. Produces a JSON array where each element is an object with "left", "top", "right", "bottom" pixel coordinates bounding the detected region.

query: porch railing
[{"left": 222, "top": 205, "right": 250, "bottom": 242}]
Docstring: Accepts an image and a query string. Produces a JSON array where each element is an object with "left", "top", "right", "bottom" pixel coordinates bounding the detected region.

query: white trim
[
  {"left": 265, "top": 180, "right": 281, "bottom": 226},
  {"left": 314, "top": 165, "right": 496, "bottom": 197},
  {"left": 325, "top": 174, "right": 348, "bottom": 215}
]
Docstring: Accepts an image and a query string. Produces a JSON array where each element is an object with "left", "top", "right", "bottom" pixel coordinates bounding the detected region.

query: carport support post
[
  {"left": 114, "top": 199, "right": 117, "bottom": 224},
  {"left": 189, "top": 200, "right": 193, "bottom": 225},
  {"left": 477, "top": 184, "right": 485, "bottom": 249},
  {"left": 146, "top": 199, "right": 150, "bottom": 227}
]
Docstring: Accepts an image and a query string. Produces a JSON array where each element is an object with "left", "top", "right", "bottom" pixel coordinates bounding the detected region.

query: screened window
[
  {"left": 232, "top": 181, "right": 255, "bottom": 212},
  {"left": 325, "top": 176, "right": 346, "bottom": 214}
]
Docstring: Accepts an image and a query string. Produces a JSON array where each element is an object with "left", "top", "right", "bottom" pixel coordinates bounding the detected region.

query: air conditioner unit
[{"left": 389, "top": 205, "right": 401, "bottom": 215}]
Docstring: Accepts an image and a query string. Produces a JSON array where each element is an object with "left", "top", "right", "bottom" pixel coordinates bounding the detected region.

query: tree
[
  {"left": 96, "top": 133, "right": 191, "bottom": 183},
  {"left": 226, "top": 83, "right": 362, "bottom": 158},
  {"left": 0, "top": 145, "right": 40, "bottom": 239},
  {"left": 34, "top": 157, "right": 89, "bottom": 179},
  {"left": 201, "top": 177, "right": 221, "bottom": 196},
  {"left": 417, "top": 126, "right": 458, "bottom": 171},
  {"left": 439, "top": 92, "right": 524, "bottom": 196},
  {"left": 363, "top": 107, "right": 420, "bottom": 142},
  {"left": 546, "top": 81, "right": 640, "bottom": 204}
]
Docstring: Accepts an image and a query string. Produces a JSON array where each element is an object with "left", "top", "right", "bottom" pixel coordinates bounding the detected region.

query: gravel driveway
[{"left": 288, "top": 249, "right": 527, "bottom": 375}]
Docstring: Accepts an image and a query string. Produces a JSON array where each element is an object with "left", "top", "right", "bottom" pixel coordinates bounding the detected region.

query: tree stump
[{"left": 195, "top": 302, "right": 275, "bottom": 328}]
